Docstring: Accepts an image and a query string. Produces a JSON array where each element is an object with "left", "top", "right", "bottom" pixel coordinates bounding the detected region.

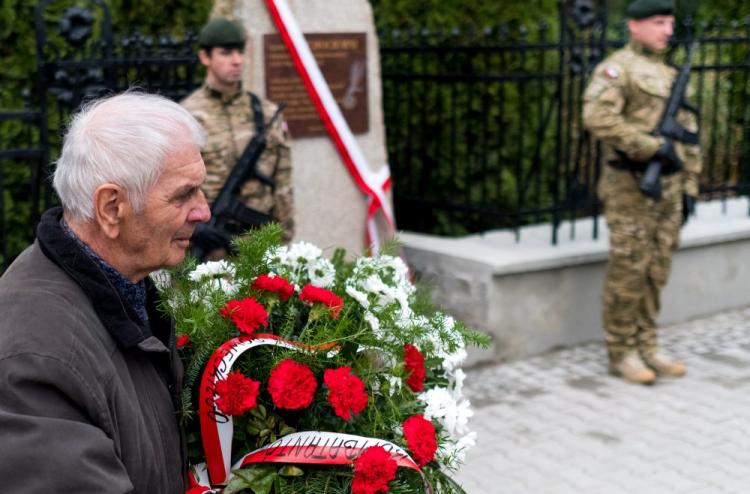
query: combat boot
[
  {"left": 609, "top": 352, "right": 656, "bottom": 385},
  {"left": 643, "top": 353, "right": 687, "bottom": 377}
]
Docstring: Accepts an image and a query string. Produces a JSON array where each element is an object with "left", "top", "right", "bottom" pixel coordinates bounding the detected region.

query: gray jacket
[{"left": 0, "top": 208, "right": 185, "bottom": 493}]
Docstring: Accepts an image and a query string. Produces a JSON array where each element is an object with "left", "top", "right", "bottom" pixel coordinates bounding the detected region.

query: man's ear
[
  {"left": 93, "top": 183, "right": 126, "bottom": 239},
  {"left": 198, "top": 48, "right": 212, "bottom": 67}
]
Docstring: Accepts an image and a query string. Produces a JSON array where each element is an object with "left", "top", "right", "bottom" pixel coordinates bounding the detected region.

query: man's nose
[
  {"left": 231, "top": 51, "right": 243, "bottom": 64},
  {"left": 189, "top": 193, "right": 211, "bottom": 223}
]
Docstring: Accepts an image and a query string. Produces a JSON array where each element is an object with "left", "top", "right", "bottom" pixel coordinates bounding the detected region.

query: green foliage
[
  {"left": 158, "top": 225, "right": 486, "bottom": 493},
  {"left": 0, "top": 0, "right": 213, "bottom": 269},
  {"left": 370, "top": 0, "right": 559, "bottom": 30}
]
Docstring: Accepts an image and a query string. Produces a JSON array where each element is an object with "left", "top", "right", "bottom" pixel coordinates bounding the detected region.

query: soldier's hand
[
  {"left": 653, "top": 139, "right": 684, "bottom": 173},
  {"left": 191, "top": 223, "right": 231, "bottom": 253},
  {"left": 682, "top": 193, "right": 696, "bottom": 226}
]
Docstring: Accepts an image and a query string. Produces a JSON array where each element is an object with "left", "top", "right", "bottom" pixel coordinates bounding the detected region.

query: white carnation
[
  {"left": 418, "top": 387, "right": 473, "bottom": 437},
  {"left": 443, "top": 347, "right": 468, "bottom": 373},
  {"left": 450, "top": 368, "right": 467, "bottom": 397},
  {"left": 364, "top": 311, "right": 380, "bottom": 332},
  {"left": 438, "top": 431, "right": 477, "bottom": 467},
  {"left": 345, "top": 285, "right": 370, "bottom": 309}
]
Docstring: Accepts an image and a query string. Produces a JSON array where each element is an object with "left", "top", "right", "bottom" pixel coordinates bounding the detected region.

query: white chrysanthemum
[
  {"left": 189, "top": 260, "right": 236, "bottom": 282},
  {"left": 307, "top": 258, "right": 336, "bottom": 287},
  {"left": 206, "top": 278, "right": 239, "bottom": 296},
  {"left": 264, "top": 242, "right": 335, "bottom": 287},
  {"left": 287, "top": 241, "right": 322, "bottom": 265},
  {"left": 263, "top": 245, "right": 287, "bottom": 265},
  {"left": 187, "top": 260, "right": 239, "bottom": 305},
  {"left": 189, "top": 277, "right": 239, "bottom": 308},
  {"left": 418, "top": 387, "right": 474, "bottom": 437}
]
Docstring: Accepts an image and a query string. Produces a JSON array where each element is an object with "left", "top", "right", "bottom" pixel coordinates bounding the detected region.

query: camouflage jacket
[
  {"left": 583, "top": 41, "right": 702, "bottom": 197},
  {"left": 181, "top": 84, "right": 294, "bottom": 239}
]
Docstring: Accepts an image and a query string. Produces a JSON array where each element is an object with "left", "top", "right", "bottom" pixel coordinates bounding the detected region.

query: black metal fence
[
  {"left": 0, "top": 0, "right": 202, "bottom": 271},
  {"left": 2, "top": 1, "right": 750, "bottom": 271},
  {"left": 0, "top": 107, "right": 46, "bottom": 266}
]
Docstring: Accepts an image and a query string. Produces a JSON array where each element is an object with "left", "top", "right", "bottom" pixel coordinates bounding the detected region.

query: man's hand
[
  {"left": 653, "top": 139, "right": 685, "bottom": 173},
  {"left": 191, "top": 223, "right": 231, "bottom": 253},
  {"left": 682, "top": 193, "right": 696, "bottom": 225}
]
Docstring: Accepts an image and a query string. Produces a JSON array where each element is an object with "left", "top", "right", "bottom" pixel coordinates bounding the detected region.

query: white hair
[{"left": 53, "top": 91, "right": 206, "bottom": 222}]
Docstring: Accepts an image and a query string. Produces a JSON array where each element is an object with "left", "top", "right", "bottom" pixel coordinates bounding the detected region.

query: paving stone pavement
[{"left": 455, "top": 306, "right": 750, "bottom": 493}]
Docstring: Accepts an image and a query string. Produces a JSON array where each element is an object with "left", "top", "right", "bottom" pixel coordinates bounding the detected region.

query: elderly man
[
  {"left": 0, "top": 92, "right": 210, "bottom": 492},
  {"left": 182, "top": 17, "right": 294, "bottom": 255},
  {"left": 583, "top": 0, "right": 701, "bottom": 384}
]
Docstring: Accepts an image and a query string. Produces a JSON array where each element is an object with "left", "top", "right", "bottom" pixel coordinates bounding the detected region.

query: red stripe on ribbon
[
  {"left": 197, "top": 333, "right": 432, "bottom": 492},
  {"left": 199, "top": 336, "right": 250, "bottom": 484},
  {"left": 199, "top": 334, "right": 339, "bottom": 484},
  {"left": 264, "top": 0, "right": 394, "bottom": 251}
]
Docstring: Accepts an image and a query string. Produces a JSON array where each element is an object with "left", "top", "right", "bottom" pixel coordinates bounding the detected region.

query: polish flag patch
[{"left": 603, "top": 65, "right": 620, "bottom": 79}]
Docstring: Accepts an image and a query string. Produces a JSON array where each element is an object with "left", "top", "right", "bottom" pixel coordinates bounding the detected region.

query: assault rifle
[
  {"left": 639, "top": 43, "right": 699, "bottom": 199},
  {"left": 191, "top": 102, "right": 287, "bottom": 261}
]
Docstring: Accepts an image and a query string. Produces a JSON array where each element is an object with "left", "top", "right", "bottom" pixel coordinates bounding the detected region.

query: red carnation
[
  {"left": 214, "top": 371, "right": 261, "bottom": 416},
  {"left": 176, "top": 334, "right": 190, "bottom": 349},
  {"left": 403, "top": 344, "right": 425, "bottom": 392},
  {"left": 219, "top": 297, "right": 268, "bottom": 334},
  {"left": 299, "top": 284, "right": 344, "bottom": 318},
  {"left": 252, "top": 273, "right": 295, "bottom": 300},
  {"left": 324, "top": 366, "right": 368, "bottom": 420},
  {"left": 268, "top": 358, "right": 318, "bottom": 410},
  {"left": 403, "top": 414, "right": 437, "bottom": 466},
  {"left": 352, "top": 446, "right": 398, "bottom": 494}
]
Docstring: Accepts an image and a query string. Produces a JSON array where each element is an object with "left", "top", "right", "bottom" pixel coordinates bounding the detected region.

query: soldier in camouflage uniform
[
  {"left": 182, "top": 18, "right": 294, "bottom": 252},
  {"left": 583, "top": 0, "right": 701, "bottom": 384}
]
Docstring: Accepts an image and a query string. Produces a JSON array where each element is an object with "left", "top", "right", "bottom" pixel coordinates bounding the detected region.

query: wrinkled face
[
  {"left": 629, "top": 15, "right": 675, "bottom": 52},
  {"left": 120, "top": 144, "right": 210, "bottom": 279},
  {"left": 199, "top": 46, "right": 245, "bottom": 91}
]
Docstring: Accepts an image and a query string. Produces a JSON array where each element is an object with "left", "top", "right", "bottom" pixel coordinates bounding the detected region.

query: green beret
[
  {"left": 626, "top": 0, "right": 675, "bottom": 19},
  {"left": 197, "top": 18, "right": 246, "bottom": 48}
]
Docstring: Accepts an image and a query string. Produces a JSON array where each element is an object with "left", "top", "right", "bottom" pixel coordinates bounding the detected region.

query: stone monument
[{"left": 210, "top": 0, "right": 393, "bottom": 256}]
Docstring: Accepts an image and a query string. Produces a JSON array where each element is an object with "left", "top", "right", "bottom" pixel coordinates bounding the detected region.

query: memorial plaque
[{"left": 264, "top": 32, "right": 368, "bottom": 138}]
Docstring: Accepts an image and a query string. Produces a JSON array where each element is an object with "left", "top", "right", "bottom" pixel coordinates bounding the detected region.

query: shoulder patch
[{"left": 603, "top": 65, "right": 620, "bottom": 79}]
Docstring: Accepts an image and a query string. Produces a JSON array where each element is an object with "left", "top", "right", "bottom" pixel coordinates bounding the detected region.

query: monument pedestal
[{"left": 212, "top": 0, "right": 392, "bottom": 256}]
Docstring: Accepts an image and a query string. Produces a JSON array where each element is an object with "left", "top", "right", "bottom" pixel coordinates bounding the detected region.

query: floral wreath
[{"left": 154, "top": 225, "right": 488, "bottom": 494}]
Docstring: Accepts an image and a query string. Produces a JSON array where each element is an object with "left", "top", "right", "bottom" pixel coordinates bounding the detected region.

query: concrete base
[{"left": 401, "top": 197, "right": 750, "bottom": 365}]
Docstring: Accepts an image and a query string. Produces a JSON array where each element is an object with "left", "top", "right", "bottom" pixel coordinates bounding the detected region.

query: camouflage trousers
[{"left": 600, "top": 167, "right": 683, "bottom": 363}]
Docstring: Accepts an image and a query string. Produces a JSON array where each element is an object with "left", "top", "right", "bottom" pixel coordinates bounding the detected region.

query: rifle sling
[{"left": 250, "top": 92, "right": 265, "bottom": 136}]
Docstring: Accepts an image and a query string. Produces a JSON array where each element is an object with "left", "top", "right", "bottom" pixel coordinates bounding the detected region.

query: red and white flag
[{"left": 264, "top": 0, "right": 395, "bottom": 253}]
